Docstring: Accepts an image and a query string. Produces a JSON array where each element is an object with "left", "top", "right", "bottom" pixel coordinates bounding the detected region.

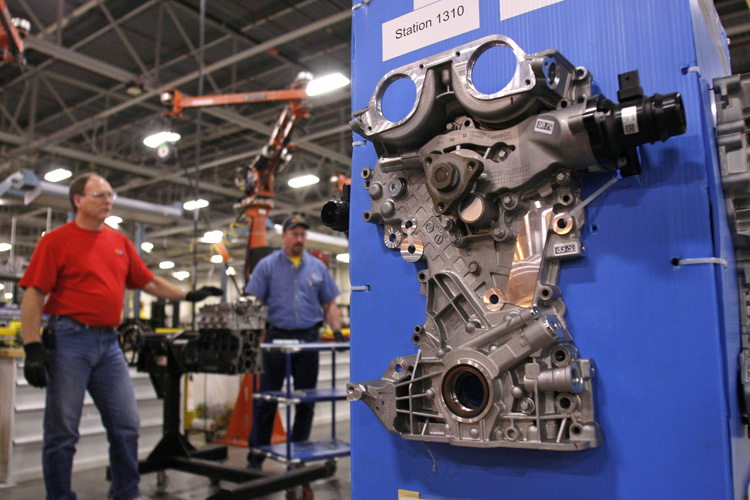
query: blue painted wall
[{"left": 348, "top": 0, "right": 750, "bottom": 498}]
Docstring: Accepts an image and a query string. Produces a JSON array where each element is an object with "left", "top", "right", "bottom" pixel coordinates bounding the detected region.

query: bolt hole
[
  {"left": 525, "top": 79, "right": 531, "bottom": 85},
  {"left": 671, "top": 257, "right": 680, "bottom": 267},
  {"left": 455, "top": 51, "right": 461, "bottom": 57},
  {"left": 557, "top": 218, "right": 567, "bottom": 229},
  {"left": 425, "top": 157, "right": 433, "bottom": 165},
  {"left": 570, "top": 424, "right": 582, "bottom": 435},
  {"left": 591, "top": 224, "right": 598, "bottom": 233},
  {"left": 395, "top": 364, "right": 402, "bottom": 373},
  {"left": 554, "top": 349, "right": 567, "bottom": 363},
  {"left": 559, "top": 396, "right": 572, "bottom": 409},
  {"left": 408, "top": 245, "right": 416, "bottom": 254},
  {"left": 468, "top": 161, "right": 476, "bottom": 169},
  {"left": 363, "top": 212, "right": 371, "bottom": 221},
  {"left": 489, "top": 294, "right": 499, "bottom": 305},
  {"left": 437, "top": 202, "right": 445, "bottom": 211}
]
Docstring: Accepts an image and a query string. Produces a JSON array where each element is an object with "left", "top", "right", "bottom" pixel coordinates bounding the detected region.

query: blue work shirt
[{"left": 245, "top": 249, "right": 340, "bottom": 330}]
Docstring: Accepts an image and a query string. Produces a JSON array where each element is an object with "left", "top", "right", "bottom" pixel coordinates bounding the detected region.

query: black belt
[{"left": 268, "top": 321, "right": 323, "bottom": 335}]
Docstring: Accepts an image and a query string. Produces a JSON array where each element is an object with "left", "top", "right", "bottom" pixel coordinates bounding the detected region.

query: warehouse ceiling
[
  {"left": 0, "top": 0, "right": 749, "bottom": 287},
  {"left": 0, "top": 0, "right": 353, "bottom": 284}
]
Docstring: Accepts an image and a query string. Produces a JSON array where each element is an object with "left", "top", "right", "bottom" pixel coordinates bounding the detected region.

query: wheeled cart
[{"left": 250, "top": 342, "right": 351, "bottom": 467}]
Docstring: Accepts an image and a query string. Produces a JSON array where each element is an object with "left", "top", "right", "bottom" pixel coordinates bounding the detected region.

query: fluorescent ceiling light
[
  {"left": 201, "top": 230, "right": 224, "bottom": 244},
  {"left": 44, "top": 168, "right": 72, "bottom": 183},
  {"left": 4, "top": 293, "right": 11, "bottom": 300},
  {"left": 105, "top": 216, "right": 122, "bottom": 228},
  {"left": 306, "top": 73, "right": 350, "bottom": 96},
  {"left": 336, "top": 253, "right": 350, "bottom": 263},
  {"left": 226, "top": 266, "right": 236, "bottom": 276},
  {"left": 0, "top": 284, "right": 4, "bottom": 290},
  {"left": 143, "top": 131, "right": 181, "bottom": 148},
  {"left": 0, "top": 243, "right": 11, "bottom": 252},
  {"left": 183, "top": 199, "right": 209, "bottom": 211},
  {"left": 159, "top": 261, "right": 175, "bottom": 269},
  {"left": 211, "top": 254, "right": 224, "bottom": 264},
  {"left": 288, "top": 174, "right": 319, "bottom": 189},
  {"left": 141, "top": 242, "right": 154, "bottom": 253},
  {"left": 172, "top": 271, "right": 190, "bottom": 281}
]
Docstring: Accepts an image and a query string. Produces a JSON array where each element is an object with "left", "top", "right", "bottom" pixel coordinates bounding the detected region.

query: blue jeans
[
  {"left": 248, "top": 325, "right": 320, "bottom": 466},
  {"left": 43, "top": 316, "right": 140, "bottom": 500}
]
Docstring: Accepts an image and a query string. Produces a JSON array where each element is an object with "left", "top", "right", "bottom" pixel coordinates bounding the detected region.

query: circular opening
[
  {"left": 464, "top": 119, "right": 472, "bottom": 127},
  {"left": 395, "top": 364, "right": 402, "bottom": 373},
  {"left": 468, "top": 161, "right": 476, "bottom": 170},
  {"left": 380, "top": 76, "right": 417, "bottom": 123},
  {"left": 489, "top": 294, "right": 499, "bottom": 304},
  {"left": 554, "top": 349, "right": 568, "bottom": 363},
  {"left": 364, "top": 180, "right": 371, "bottom": 188},
  {"left": 418, "top": 271, "right": 426, "bottom": 281},
  {"left": 570, "top": 424, "right": 582, "bottom": 436},
  {"left": 562, "top": 194, "right": 572, "bottom": 203},
  {"left": 558, "top": 396, "right": 572, "bottom": 410},
  {"left": 671, "top": 257, "right": 680, "bottom": 267},
  {"left": 505, "top": 427, "right": 518, "bottom": 440},
  {"left": 412, "top": 334, "right": 421, "bottom": 344},
  {"left": 408, "top": 245, "right": 416, "bottom": 254},
  {"left": 363, "top": 212, "right": 371, "bottom": 221},
  {"left": 470, "top": 44, "right": 517, "bottom": 95},
  {"left": 389, "top": 233, "right": 397, "bottom": 242},
  {"left": 425, "top": 157, "right": 433, "bottom": 165},
  {"left": 541, "top": 288, "right": 551, "bottom": 298},
  {"left": 404, "top": 220, "right": 413, "bottom": 229},
  {"left": 442, "top": 365, "right": 490, "bottom": 418},
  {"left": 437, "top": 202, "right": 445, "bottom": 211},
  {"left": 556, "top": 218, "right": 567, "bottom": 229},
  {"left": 560, "top": 100, "right": 568, "bottom": 108},
  {"left": 546, "top": 62, "right": 558, "bottom": 86}
]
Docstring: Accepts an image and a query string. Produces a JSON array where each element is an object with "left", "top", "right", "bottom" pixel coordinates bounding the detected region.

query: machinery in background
[
  {"left": 160, "top": 73, "right": 312, "bottom": 281},
  {"left": 347, "top": 35, "right": 686, "bottom": 450},
  {"left": 116, "top": 299, "right": 336, "bottom": 499},
  {"left": 0, "top": 0, "right": 28, "bottom": 67}
]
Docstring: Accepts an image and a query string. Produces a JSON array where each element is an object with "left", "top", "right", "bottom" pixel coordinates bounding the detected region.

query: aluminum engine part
[
  {"left": 713, "top": 74, "right": 750, "bottom": 435},
  {"left": 348, "top": 35, "right": 686, "bottom": 450}
]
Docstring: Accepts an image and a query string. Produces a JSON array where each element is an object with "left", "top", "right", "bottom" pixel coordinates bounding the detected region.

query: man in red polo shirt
[{"left": 19, "top": 173, "right": 221, "bottom": 500}]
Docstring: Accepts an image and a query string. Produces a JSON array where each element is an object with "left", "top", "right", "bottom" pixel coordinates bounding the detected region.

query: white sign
[
  {"left": 500, "top": 0, "right": 564, "bottom": 21},
  {"left": 382, "top": 0, "right": 480, "bottom": 62}
]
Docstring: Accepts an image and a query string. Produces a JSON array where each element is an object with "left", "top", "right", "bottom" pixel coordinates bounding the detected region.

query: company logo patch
[{"left": 115, "top": 248, "right": 124, "bottom": 256}]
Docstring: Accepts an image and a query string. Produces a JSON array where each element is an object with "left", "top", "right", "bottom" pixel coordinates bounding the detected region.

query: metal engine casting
[
  {"left": 347, "top": 35, "right": 686, "bottom": 450},
  {"left": 119, "top": 299, "right": 267, "bottom": 397}
]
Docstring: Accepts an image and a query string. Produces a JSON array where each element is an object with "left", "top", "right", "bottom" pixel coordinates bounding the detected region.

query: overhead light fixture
[
  {"left": 0, "top": 243, "right": 11, "bottom": 252},
  {"left": 172, "top": 270, "right": 190, "bottom": 281},
  {"left": 306, "top": 73, "right": 351, "bottom": 96},
  {"left": 201, "top": 230, "right": 223, "bottom": 244},
  {"left": 210, "top": 254, "right": 224, "bottom": 264},
  {"left": 143, "top": 130, "right": 181, "bottom": 149},
  {"left": 4, "top": 293, "right": 12, "bottom": 300},
  {"left": 104, "top": 216, "right": 122, "bottom": 228},
  {"left": 336, "top": 253, "right": 350, "bottom": 263},
  {"left": 141, "top": 242, "right": 154, "bottom": 253},
  {"left": 44, "top": 168, "right": 72, "bottom": 183},
  {"left": 288, "top": 174, "right": 320, "bottom": 189},
  {"left": 159, "top": 261, "right": 175, "bottom": 270},
  {"left": 0, "top": 284, "right": 4, "bottom": 290},
  {"left": 183, "top": 199, "right": 209, "bottom": 211}
]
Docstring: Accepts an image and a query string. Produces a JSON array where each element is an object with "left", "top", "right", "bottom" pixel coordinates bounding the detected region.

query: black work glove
[
  {"left": 333, "top": 330, "right": 347, "bottom": 342},
  {"left": 184, "top": 286, "right": 223, "bottom": 302},
  {"left": 23, "top": 342, "right": 50, "bottom": 388}
]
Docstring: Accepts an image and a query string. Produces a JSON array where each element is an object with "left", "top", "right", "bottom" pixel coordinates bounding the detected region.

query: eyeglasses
[{"left": 86, "top": 191, "right": 117, "bottom": 201}]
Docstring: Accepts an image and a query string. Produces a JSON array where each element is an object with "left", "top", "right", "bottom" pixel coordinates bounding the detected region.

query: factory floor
[{"left": 2, "top": 425, "right": 352, "bottom": 500}]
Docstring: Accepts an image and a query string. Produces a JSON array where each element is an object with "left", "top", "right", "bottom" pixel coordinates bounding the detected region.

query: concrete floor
[{"left": 2, "top": 429, "right": 351, "bottom": 500}]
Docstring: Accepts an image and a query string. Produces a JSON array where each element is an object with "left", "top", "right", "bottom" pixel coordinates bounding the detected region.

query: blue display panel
[{"left": 348, "top": 0, "right": 750, "bottom": 498}]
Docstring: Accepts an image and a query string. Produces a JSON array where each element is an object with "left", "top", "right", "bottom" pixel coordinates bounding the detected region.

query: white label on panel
[
  {"left": 382, "top": 0, "right": 480, "bottom": 62},
  {"left": 500, "top": 0, "right": 564, "bottom": 21},
  {"left": 535, "top": 118, "right": 554, "bottom": 135},
  {"left": 621, "top": 106, "right": 639, "bottom": 135}
]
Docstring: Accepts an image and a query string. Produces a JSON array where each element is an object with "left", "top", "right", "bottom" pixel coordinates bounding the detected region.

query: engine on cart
[{"left": 118, "top": 299, "right": 267, "bottom": 395}]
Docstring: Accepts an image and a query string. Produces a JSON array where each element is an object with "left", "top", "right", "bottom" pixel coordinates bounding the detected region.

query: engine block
[{"left": 347, "top": 35, "right": 686, "bottom": 450}]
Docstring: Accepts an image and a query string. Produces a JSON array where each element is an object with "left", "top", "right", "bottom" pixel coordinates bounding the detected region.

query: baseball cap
[{"left": 282, "top": 214, "right": 309, "bottom": 231}]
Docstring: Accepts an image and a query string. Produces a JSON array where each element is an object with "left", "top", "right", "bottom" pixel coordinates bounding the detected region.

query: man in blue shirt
[{"left": 245, "top": 214, "right": 342, "bottom": 468}]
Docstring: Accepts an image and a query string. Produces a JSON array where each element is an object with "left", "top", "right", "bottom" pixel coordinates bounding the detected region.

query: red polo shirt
[{"left": 19, "top": 221, "right": 154, "bottom": 327}]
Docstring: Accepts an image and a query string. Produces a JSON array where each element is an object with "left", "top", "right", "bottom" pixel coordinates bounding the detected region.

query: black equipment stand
[{"left": 138, "top": 367, "right": 335, "bottom": 499}]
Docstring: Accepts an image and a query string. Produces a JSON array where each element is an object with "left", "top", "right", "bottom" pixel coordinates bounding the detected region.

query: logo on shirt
[{"left": 115, "top": 248, "right": 124, "bottom": 256}]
